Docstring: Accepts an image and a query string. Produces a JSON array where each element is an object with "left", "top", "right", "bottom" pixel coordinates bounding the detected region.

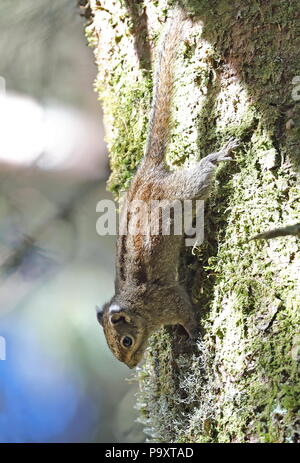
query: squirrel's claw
[{"left": 205, "top": 138, "right": 240, "bottom": 164}]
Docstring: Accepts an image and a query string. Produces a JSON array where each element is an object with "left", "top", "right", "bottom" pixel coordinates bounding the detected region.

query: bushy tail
[{"left": 144, "top": 9, "right": 186, "bottom": 164}]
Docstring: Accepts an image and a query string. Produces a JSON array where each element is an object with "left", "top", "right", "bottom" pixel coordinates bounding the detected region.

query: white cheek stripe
[{"left": 109, "top": 304, "right": 121, "bottom": 314}]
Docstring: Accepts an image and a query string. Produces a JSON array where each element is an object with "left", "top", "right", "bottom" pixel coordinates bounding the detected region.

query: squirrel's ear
[
  {"left": 96, "top": 305, "right": 104, "bottom": 326},
  {"left": 109, "top": 312, "right": 131, "bottom": 325}
]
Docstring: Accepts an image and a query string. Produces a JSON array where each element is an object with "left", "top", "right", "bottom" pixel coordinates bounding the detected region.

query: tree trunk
[{"left": 87, "top": 0, "right": 300, "bottom": 443}]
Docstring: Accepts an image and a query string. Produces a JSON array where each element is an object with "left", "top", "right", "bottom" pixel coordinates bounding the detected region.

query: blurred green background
[{"left": 0, "top": 0, "right": 143, "bottom": 443}]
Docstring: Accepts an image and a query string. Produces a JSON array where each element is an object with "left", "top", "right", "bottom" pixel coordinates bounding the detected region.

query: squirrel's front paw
[
  {"left": 218, "top": 137, "right": 240, "bottom": 160},
  {"left": 206, "top": 138, "right": 240, "bottom": 164}
]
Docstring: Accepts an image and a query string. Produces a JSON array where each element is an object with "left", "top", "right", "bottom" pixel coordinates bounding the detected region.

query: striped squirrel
[{"left": 97, "top": 9, "right": 239, "bottom": 368}]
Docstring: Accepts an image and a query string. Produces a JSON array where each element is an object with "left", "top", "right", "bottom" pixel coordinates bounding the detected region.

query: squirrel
[{"left": 96, "top": 9, "right": 239, "bottom": 368}]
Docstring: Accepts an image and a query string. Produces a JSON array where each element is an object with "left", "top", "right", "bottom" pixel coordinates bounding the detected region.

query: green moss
[
  {"left": 134, "top": 0, "right": 300, "bottom": 439},
  {"left": 136, "top": 130, "right": 300, "bottom": 442},
  {"left": 95, "top": 74, "right": 152, "bottom": 194},
  {"left": 90, "top": 0, "right": 300, "bottom": 443}
]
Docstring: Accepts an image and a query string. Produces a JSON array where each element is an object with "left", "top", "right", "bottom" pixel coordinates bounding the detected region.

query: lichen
[{"left": 89, "top": 0, "right": 300, "bottom": 443}]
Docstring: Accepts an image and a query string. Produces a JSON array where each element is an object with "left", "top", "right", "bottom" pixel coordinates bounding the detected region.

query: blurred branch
[
  {"left": 0, "top": 0, "right": 91, "bottom": 104},
  {"left": 0, "top": 181, "right": 98, "bottom": 279}
]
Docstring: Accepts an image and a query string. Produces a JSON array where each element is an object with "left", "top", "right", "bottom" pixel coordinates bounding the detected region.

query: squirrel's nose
[
  {"left": 127, "top": 359, "right": 138, "bottom": 369},
  {"left": 126, "top": 355, "right": 141, "bottom": 369}
]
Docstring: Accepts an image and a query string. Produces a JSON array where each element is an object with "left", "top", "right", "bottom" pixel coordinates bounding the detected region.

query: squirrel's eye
[{"left": 122, "top": 336, "right": 133, "bottom": 348}]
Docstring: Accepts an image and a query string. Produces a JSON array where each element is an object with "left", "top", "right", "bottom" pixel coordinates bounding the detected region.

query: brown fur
[{"left": 97, "top": 9, "right": 239, "bottom": 368}]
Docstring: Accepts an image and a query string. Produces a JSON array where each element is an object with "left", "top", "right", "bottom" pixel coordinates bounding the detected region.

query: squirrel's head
[{"left": 96, "top": 300, "right": 149, "bottom": 369}]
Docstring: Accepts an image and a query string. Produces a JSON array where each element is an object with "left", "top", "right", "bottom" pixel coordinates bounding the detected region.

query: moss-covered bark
[{"left": 87, "top": 0, "right": 300, "bottom": 442}]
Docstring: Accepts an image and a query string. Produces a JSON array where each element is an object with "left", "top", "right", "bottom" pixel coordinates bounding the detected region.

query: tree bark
[{"left": 87, "top": 0, "right": 300, "bottom": 443}]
